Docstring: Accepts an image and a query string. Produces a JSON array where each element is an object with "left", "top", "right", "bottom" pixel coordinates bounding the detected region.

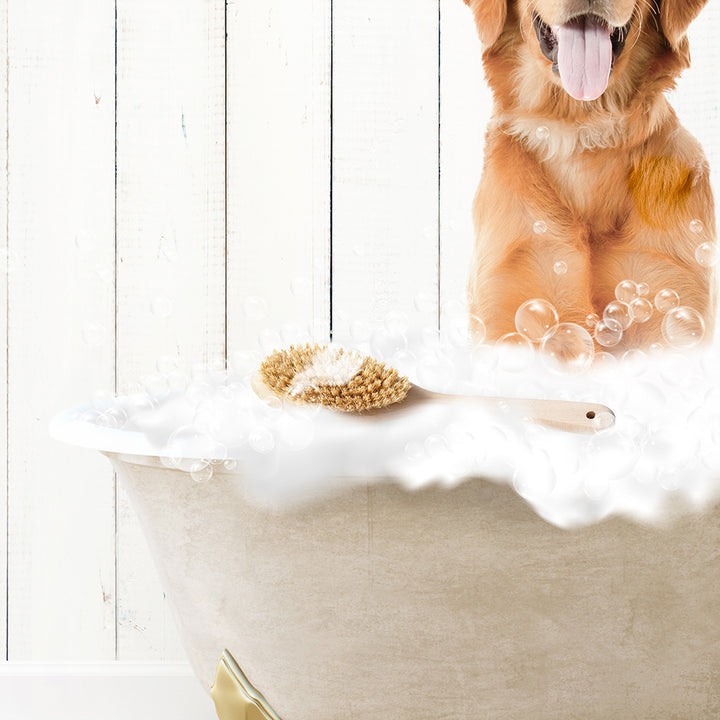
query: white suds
[{"left": 51, "top": 328, "right": 720, "bottom": 530}]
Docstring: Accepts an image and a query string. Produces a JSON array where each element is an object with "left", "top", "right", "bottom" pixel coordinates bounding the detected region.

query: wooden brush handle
[{"left": 417, "top": 386, "right": 614, "bottom": 434}]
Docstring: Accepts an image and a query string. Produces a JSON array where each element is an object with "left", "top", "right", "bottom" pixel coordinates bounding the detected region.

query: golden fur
[{"left": 463, "top": 0, "right": 716, "bottom": 351}]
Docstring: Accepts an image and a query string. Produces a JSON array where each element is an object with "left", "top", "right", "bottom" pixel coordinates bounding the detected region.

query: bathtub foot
[{"left": 211, "top": 650, "right": 283, "bottom": 720}]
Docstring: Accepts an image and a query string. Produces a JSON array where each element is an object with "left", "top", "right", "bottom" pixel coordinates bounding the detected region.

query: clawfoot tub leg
[{"left": 211, "top": 650, "right": 283, "bottom": 720}]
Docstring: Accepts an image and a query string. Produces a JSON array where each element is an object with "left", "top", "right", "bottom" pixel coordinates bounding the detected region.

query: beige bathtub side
[{"left": 107, "top": 453, "right": 720, "bottom": 720}]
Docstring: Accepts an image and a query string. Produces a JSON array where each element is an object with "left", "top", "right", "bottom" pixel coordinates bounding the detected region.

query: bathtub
[
  {"left": 49, "top": 342, "right": 720, "bottom": 719},
  {"left": 50, "top": 433, "right": 719, "bottom": 718}
]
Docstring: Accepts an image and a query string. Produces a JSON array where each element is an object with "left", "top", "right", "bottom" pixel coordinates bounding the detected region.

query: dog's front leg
[{"left": 467, "top": 138, "right": 596, "bottom": 343}]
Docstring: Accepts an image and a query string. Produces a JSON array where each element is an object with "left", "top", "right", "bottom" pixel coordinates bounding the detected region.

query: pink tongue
[{"left": 556, "top": 16, "right": 612, "bottom": 101}]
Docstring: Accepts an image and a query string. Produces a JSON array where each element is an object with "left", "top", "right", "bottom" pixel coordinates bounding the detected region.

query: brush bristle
[{"left": 259, "top": 343, "right": 411, "bottom": 412}]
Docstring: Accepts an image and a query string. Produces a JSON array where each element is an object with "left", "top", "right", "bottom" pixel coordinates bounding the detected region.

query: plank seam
[
  {"left": 329, "top": 0, "right": 334, "bottom": 341},
  {"left": 113, "top": 0, "right": 119, "bottom": 663},
  {"left": 4, "top": 0, "right": 9, "bottom": 664},
  {"left": 224, "top": 0, "right": 228, "bottom": 365},
  {"left": 437, "top": 0, "right": 442, "bottom": 333}
]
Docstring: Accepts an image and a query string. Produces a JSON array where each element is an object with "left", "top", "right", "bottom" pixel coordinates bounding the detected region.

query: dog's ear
[
  {"left": 659, "top": 0, "right": 707, "bottom": 48},
  {"left": 463, "top": 0, "right": 507, "bottom": 47}
]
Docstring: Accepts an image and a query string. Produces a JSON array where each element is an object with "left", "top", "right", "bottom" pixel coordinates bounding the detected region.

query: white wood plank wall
[{"left": 0, "top": 0, "right": 718, "bottom": 697}]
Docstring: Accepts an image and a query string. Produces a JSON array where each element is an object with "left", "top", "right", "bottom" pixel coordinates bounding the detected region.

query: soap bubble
[
  {"left": 594, "top": 318, "right": 623, "bottom": 347},
  {"left": 636, "top": 282, "right": 649, "bottom": 296},
  {"left": 615, "top": 280, "right": 638, "bottom": 303},
  {"left": 95, "top": 407, "right": 128, "bottom": 430},
  {"left": 244, "top": 296, "right": 268, "bottom": 321},
  {"left": 248, "top": 426, "right": 275, "bottom": 454},
  {"left": 695, "top": 242, "right": 718, "bottom": 267},
  {"left": 585, "top": 313, "right": 599, "bottom": 328},
  {"left": 553, "top": 261, "right": 567, "bottom": 275},
  {"left": 654, "top": 288, "right": 680, "bottom": 313},
  {"left": 535, "top": 125, "right": 550, "bottom": 140},
  {"left": 661, "top": 306, "right": 705, "bottom": 349},
  {"left": 222, "top": 458, "right": 238, "bottom": 472},
  {"left": 603, "top": 301, "right": 632, "bottom": 330},
  {"left": 190, "top": 460, "right": 214, "bottom": 484},
  {"left": 514, "top": 299, "right": 559, "bottom": 342},
  {"left": 151, "top": 296, "right": 173, "bottom": 319},
  {"left": 469, "top": 315, "right": 487, "bottom": 344},
  {"left": 689, "top": 219, "right": 704, "bottom": 234},
  {"left": 533, "top": 220, "right": 547, "bottom": 235},
  {"left": 628, "top": 297, "right": 653, "bottom": 323},
  {"left": 540, "top": 322, "right": 594, "bottom": 372}
]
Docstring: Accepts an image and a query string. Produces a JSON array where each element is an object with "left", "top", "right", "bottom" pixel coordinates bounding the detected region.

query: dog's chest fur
[{"left": 541, "top": 150, "right": 630, "bottom": 229}]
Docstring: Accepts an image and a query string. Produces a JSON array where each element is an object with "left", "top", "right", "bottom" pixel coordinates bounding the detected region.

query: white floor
[{"left": 0, "top": 663, "right": 217, "bottom": 720}]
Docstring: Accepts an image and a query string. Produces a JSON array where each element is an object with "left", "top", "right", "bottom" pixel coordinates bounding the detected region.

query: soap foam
[{"left": 68, "top": 326, "right": 720, "bottom": 530}]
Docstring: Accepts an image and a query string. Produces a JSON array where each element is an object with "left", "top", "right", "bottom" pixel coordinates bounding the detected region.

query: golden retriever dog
[{"left": 463, "top": 0, "right": 716, "bottom": 352}]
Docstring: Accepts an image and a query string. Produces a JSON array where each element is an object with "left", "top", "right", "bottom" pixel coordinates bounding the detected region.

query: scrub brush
[{"left": 252, "top": 343, "right": 614, "bottom": 433}]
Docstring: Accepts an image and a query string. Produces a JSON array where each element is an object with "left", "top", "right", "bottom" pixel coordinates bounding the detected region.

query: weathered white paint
[
  {"left": 226, "top": 0, "right": 331, "bottom": 355},
  {"left": 6, "top": 0, "right": 116, "bottom": 660},
  {"left": 115, "top": 0, "right": 226, "bottom": 660},
  {"left": 0, "top": 0, "right": 8, "bottom": 663},
  {"left": 438, "top": 0, "right": 490, "bottom": 338},
  {"left": 331, "top": 0, "right": 440, "bottom": 343}
]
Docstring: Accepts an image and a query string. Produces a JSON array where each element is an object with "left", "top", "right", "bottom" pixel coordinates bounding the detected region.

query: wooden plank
[
  {"left": 331, "top": 0, "right": 440, "bottom": 345},
  {"left": 0, "top": 0, "right": 8, "bottom": 662},
  {"left": 6, "top": 0, "right": 116, "bottom": 659},
  {"left": 226, "top": 0, "right": 332, "bottom": 356},
  {"left": 439, "top": 0, "right": 490, "bottom": 337},
  {"left": 672, "top": 15, "right": 720, "bottom": 213},
  {"left": 115, "top": 0, "right": 226, "bottom": 660},
  {"left": 0, "top": 662, "right": 216, "bottom": 720}
]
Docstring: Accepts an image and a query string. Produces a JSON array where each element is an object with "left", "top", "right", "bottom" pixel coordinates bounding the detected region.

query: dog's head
[{"left": 464, "top": 0, "right": 707, "bottom": 103}]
